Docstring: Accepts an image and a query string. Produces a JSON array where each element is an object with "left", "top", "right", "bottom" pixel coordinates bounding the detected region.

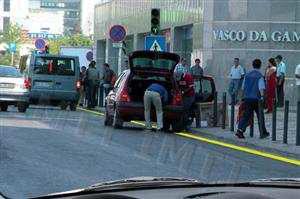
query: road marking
[
  {"left": 177, "top": 132, "right": 300, "bottom": 166},
  {"left": 77, "top": 107, "right": 104, "bottom": 116},
  {"left": 79, "top": 108, "right": 300, "bottom": 166}
]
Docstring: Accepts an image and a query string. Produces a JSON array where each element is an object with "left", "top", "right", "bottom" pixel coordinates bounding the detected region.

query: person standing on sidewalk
[
  {"left": 265, "top": 58, "right": 277, "bottom": 113},
  {"left": 295, "top": 64, "right": 300, "bottom": 102},
  {"left": 79, "top": 66, "right": 87, "bottom": 107},
  {"left": 144, "top": 83, "right": 168, "bottom": 131},
  {"left": 86, "top": 61, "right": 100, "bottom": 109},
  {"left": 191, "top": 58, "right": 204, "bottom": 98},
  {"left": 275, "top": 55, "right": 286, "bottom": 107},
  {"left": 102, "top": 63, "right": 116, "bottom": 97},
  {"left": 174, "top": 58, "right": 189, "bottom": 80},
  {"left": 236, "top": 59, "right": 270, "bottom": 139},
  {"left": 180, "top": 72, "right": 196, "bottom": 130},
  {"left": 228, "top": 58, "right": 245, "bottom": 105}
]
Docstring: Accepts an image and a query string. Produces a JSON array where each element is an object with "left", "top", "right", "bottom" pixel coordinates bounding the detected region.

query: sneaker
[
  {"left": 156, "top": 128, "right": 163, "bottom": 133},
  {"left": 235, "top": 130, "right": 245, "bottom": 139},
  {"left": 261, "top": 132, "right": 270, "bottom": 139}
]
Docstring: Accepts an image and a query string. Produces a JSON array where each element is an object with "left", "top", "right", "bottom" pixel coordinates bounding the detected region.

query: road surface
[{"left": 0, "top": 106, "right": 299, "bottom": 198}]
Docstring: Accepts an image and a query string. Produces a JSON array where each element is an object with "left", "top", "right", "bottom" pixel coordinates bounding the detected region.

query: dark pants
[
  {"left": 87, "top": 80, "right": 98, "bottom": 108},
  {"left": 276, "top": 81, "right": 285, "bottom": 107},
  {"left": 238, "top": 100, "right": 268, "bottom": 135},
  {"left": 183, "top": 95, "right": 195, "bottom": 128}
]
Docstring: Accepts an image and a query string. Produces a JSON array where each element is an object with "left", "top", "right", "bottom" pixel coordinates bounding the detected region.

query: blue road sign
[
  {"left": 109, "top": 25, "right": 127, "bottom": 42},
  {"left": 35, "top": 38, "right": 46, "bottom": 49},
  {"left": 9, "top": 43, "right": 16, "bottom": 53},
  {"left": 86, "top": 51, "right": 94, "bottom": 62},
  {"left": 145, "top": 36, "right": 166, "bottom": 52}
]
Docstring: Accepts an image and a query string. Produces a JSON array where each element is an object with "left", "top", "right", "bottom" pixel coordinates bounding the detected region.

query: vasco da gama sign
[{"left": 213, "top": 30, "right": 300, "bottom": 42}]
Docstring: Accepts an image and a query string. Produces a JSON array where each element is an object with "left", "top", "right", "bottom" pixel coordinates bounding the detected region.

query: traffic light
[{"left": 151, "top": 8, "right": 160, "bottom": 35}]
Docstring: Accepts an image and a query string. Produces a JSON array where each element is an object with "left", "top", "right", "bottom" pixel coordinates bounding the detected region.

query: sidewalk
[
  {"left": 192, "top": 105, "right": 300, "bottom": 159},
  {"left": 86, "top": 106, "right": 300, "bottom": 159}
]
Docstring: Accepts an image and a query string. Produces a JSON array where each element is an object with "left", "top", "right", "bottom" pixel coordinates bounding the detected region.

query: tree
[
  {"left": 1, "top": 24, "right": 21, "bottom": 44},
  {"left": 0, "top": 24, "right": 21, "bottom": 65},
  {"left": 48, "top": 34, "right": 93, "bottom": 54}
]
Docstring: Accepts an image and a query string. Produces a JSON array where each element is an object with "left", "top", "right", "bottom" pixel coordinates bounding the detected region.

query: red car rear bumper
[{"left": 116, "top": 102, "right": 184, "bottom": 122}]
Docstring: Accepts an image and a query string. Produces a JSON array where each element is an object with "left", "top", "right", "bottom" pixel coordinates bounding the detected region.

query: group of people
[
  {"left": 143, "top": 58, "right": 204, "bottom": 131},
  {"left": 233, "top": 55, "right": 300, "bottom": 139},
  {"left": 228, "top": 55, "right": 287, "bottom": 113},
  {"left": 78, "top": 61, "right": 116, "bottom": 109}
]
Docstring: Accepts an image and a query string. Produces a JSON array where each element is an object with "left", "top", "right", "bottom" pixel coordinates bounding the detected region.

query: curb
[{"left": 192, "top": 128, "right": 300, "bottom": 160}]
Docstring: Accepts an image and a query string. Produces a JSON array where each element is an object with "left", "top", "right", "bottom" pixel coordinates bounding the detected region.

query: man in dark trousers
[
  {"left": 86, "top": 61, "right": 100, "bottom": 108},
  {"left": 275, "top": 55, "right": 286, "bottom": 107},
  {"left": 180, "top": 72, "right": 196, "bottom": 130},
  {"left": 236, "top": 59, "right": 270, "bottom": 139}
]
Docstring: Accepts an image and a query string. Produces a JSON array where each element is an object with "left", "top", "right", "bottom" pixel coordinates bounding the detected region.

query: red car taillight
[
  {"left": 24, "top": 78, "right": 31, "bottom": 89},
  {"left": 118, "top": 88, "right": 130, "bottom": 102},
  {"left": 76, "top": 81, "right": 81, "bottom": 90},
  {"left": 172, "top": 90, "right": 182, "bottom": 105}
]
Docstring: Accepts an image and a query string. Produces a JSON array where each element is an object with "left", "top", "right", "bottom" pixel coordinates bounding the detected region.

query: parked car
[
  {"left": 19, "top": 53, "right": 81, "bottom": 111},
  {"left": 104, "top": 50, "right": 215, "bottom": 131},
  {"left": 0, "top": 65, "right": 30, "bottom": 112}
]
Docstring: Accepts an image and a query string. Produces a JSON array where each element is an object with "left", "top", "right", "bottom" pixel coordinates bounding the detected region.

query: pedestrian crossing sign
[{"left": 145, "top": 36, "right": 166, "bottom": 52}]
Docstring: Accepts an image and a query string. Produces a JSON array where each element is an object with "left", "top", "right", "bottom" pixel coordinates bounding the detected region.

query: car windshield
[
  {"left": 0, "top": 66, "right": 22, "bottom": 77},
  {"left": 0, "top": 0, "right": 300, "bottom": 198}
]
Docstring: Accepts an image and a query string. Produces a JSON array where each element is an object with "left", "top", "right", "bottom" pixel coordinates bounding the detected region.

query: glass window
[
  {"left": 0, "top": 66, "right": 22, "bottom": 77},
  {"left": 132, "top": 58, "right": 177, "bottom": 70},
  {"left": 3, "top": 0, "right": 10, "bottom": 12},
  {"left": 34, "top": 57, "right": 75, "bottom": 76}
]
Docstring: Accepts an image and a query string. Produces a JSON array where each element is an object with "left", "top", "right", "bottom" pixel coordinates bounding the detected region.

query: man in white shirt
[
  {"left": 275, "top": 55, "right": 286, "bottom": 107},
  {"left": 295, "top": 64, "right": 300, "bottom": 102},
  {"left": 228, "top": 58, "right": 245, "bottom": 105}
]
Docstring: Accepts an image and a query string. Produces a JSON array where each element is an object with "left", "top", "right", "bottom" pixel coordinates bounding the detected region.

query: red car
[{"left": 104, "top": 51, "right": 215, "bottom": 131}]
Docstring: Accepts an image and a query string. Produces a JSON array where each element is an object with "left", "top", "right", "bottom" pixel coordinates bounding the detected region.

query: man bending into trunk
[{"left": 144, "top": 83, "right": 168, "bottom": 132}]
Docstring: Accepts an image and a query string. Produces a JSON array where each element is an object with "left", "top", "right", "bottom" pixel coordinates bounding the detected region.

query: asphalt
[{"left": 0, "top": 106, "right": 299, "bottom": 198}]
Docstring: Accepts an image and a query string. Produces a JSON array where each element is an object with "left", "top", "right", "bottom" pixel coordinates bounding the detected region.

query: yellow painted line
[
  {"left": 79, "top": 107, "right": 300, "bottom": 166},
  {"left": 77, "top": 107, "right": 104, "bottom": 116},
  {"left": 176, "top": 132, "right": 300, "bottom": 166}
]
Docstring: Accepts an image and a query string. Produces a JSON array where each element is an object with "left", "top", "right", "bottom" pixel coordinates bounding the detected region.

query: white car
[{"left": 0, "top": 65, "right": 30, "bottom": 112}]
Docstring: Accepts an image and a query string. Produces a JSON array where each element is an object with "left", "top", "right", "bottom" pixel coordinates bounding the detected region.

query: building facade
[
  {"left": 0, "top": 0, "right": 11, "bottom": 32},
  {"left": 94, "top": 0, "right": 300, "bottom": 105}
]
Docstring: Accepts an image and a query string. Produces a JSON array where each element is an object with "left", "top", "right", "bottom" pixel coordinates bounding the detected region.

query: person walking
[
  {"left": 275, "top": 55, "right": 286, "bottom": 107},
  {"left": 295, "top": 64, "right": 300, "bottom": 102},
  {"left": 144, "top": 83, "right": 168, "bottom": 131},
  {"left": 228, "top": 58, "right": 245, "bottom": 105},
  {"left": 86, "top": 61, "right": 100, "bottom": 109},
  {"left": 180, "top": 72, "right": 196, "bottom": 130},
  {"left": 265, "top": 58, "right": 277, "bottom": 113},
  {"left": 102, "top": 63, "right": 116, "bottom": 97},
  {"left": 236, "top": 59, "right": 270, "bottom": 139},
  {"left": 79, "top": 66, "right": 87, "bottom": 107}
]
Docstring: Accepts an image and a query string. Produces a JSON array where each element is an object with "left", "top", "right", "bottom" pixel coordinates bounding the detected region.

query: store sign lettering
[{"left": 213, "top": 30, "right": 300, "bottom": 42}]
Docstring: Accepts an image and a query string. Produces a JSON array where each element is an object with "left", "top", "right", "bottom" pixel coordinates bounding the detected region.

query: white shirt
[
  {"left": 229, "top": 65, "right": 245, "bottom": 79},
  {"left": 295, "top": 64, "right": 300, "bottom": 86},
  {"left": 277, "top": 61, "right": 287, "bottom": 77}
]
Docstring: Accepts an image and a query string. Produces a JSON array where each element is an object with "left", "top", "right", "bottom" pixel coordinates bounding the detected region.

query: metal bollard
[
  {"left": 296, "top": 101, "right": 300, "bottom": 146},
  {"left": 222, "top": 92, "right": 226, "bottom": 129},
  {"left": 230, "top": 95, "right": 235, "bottom": 132},
  {"left": 213, "top": 92, "right": 218, "bottom": 127},
  {"left": 258, "top": 100, "right": 264, "bottom": 138},
  {"left": 272, "top": 98, "right": 277, "bottom": 141},
  {"left": 283, "top": 100, "right": 289, "bottom": 144}
]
